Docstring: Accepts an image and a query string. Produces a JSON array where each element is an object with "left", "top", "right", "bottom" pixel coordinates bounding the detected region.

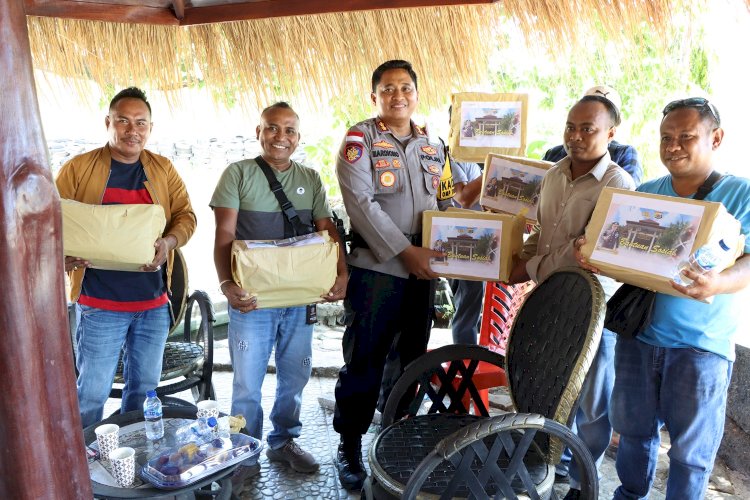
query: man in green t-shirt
[{"left": 211, "top": 102, "right": 347, "bottom": 481}]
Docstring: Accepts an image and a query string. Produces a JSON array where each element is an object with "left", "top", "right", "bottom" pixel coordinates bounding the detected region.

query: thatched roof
[{"left": 26, "top": 1, "right": 687, "bottom": 112}]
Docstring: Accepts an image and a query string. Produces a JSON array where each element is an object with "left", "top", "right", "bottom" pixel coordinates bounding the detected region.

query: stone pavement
[{"left": 104, "top": 324, "right": 749, "bottom": 499}]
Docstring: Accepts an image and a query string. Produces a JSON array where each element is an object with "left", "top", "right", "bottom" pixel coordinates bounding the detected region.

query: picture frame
[
  {"left": 422, "top": 208, "right": 525, "bottom": 281},
  {"left": 449, "top": 92, "right": 529, "bottom": 162},
  {"left": 581, "top": 187, "right": 744, "bottom": 300},
  {"left": 479, "top": 153, "right": 553, "bottom": 224}
]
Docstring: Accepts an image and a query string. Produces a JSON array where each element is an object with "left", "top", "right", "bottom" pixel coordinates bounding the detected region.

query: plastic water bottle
[
  {"left": 673, "top": 239, "right": 732, "bottom": 286},
  {"left": 143, "top": 390, "right": 164, "bottom": 440},
  {"left": 175, "top": 417, "right": 219, "bottom": 445}
]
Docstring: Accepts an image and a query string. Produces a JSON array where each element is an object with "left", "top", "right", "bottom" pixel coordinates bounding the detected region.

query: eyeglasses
[{"left": 662, "top": 97, "right": 721, "bottom": 126}]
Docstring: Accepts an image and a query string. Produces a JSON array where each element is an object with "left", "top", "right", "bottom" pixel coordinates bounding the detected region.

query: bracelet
[{"left": 219, "top": 279, "right": 234, "bottom": 289}]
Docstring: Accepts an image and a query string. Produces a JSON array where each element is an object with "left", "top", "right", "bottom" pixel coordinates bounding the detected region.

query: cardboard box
[
  {"left": 480, "top": 153, "right": 553, "bottom": 224},
  {"left": 581, "top": 188, "right": 745, "bottom": 299},
  {"left": 448, "top": 92, "right": 529, "bottom": 162},
  {"left": 422, "top": 209, "right": 525, "bottom": 281},
  {"left": 231, "top": 231, "right": 338, "bottom": 309},
  {"left": 61, "top": 199, "right": 166, "bottom": 271}
]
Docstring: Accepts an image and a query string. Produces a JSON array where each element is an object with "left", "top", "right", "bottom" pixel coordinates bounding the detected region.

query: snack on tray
[
  {"left": 141, "top": 433, "right": 262, "bottom": 489},
  {"left": 228, "top": 415, "right": 246, "bottom": 434}
]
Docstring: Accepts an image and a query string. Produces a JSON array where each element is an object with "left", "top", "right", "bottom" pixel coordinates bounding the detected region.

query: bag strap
[
  {"left": 255, "top": 155, "right": 310, "bottom": 238},
  {"left": 694, "top": 171, "right": 723, "bottom": 201}
]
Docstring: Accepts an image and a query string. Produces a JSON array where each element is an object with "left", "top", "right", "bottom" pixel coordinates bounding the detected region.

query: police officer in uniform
[{"left": 333, "top": 59, "right": 454, "bottom": 490}]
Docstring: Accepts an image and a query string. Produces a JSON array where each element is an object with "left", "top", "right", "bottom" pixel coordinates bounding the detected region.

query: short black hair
[
  {"left": 109, "top": 87, "right": 151, "bottom": 115},
  {"left": 371, "top": 60, "right": 418, "bottom": 93},
  {"left": 261, "top": 101, "right": 299, "bottom": 120},
  {"left": 578, "top": 95, "right": 621, "bottom": 127}
]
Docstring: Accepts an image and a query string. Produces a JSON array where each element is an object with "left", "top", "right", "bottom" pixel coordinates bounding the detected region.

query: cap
[
  {"left": 584, "top": 85, "right": 622, "bottom": 113},
  {"left": 146, "top": 389, "right": 157, "bottom": 397}
]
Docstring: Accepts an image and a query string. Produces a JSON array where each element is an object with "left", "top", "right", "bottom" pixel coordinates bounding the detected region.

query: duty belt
[{"left": 350, "top": 232, "right": 422, "bottom": 250}]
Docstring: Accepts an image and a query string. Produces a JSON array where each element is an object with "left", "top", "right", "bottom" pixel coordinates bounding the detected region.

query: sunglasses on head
[{"left": 662, "top": 97, "right": 721, "bottom": 126}]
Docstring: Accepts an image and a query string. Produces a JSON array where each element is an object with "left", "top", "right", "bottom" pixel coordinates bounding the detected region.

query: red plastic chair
[
  {"left": 431, "top": 280, "right": 533, "bottom": 413},
  {"left": 469, "top": 280, "right": 534, "bottom": 410}
]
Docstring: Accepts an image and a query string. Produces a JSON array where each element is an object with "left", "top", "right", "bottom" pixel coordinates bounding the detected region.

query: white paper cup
[
  {"left": 196, "top": 400, "right": 220, "bottom": 419},
  {"left": 109, "top": 447, "right": 136, "bottom": 488},
  {"left": 94, "top": 424, "right": 120, "bottom": 461}
]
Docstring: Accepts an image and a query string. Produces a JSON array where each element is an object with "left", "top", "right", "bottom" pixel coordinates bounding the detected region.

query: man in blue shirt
[
  {"left": 544, "top": 86, "right": 642, "bottom": 187},
  {"left": 581, "top": 98, "right": 750, "bottom": 499}
]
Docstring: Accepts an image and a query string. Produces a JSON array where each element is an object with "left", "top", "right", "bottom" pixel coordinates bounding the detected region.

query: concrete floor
[{"left": 102, "top": 324, "right": 750, "bottom": 499}]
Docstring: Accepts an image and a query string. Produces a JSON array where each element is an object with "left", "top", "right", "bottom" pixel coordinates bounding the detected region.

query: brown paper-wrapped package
[
  {"left": 61, "top": 199, "right": 166, "bottom": 271},
  {"left": 231, "top": 231, "right": 338, "bottom": 309}
]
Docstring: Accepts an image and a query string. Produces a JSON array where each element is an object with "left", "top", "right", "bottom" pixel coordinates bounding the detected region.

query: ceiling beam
[
  {"left": 181, "top": 0, "right": 497, "bottom": 26},
  {"left": 24, "top": 0, "right": 180, "bottom": 24},
  {"left": 24, "top": 0, "right": 497, "bottom": 26},
  {"left": 171, "top": 0, "right": 184, "bottom": 19}
]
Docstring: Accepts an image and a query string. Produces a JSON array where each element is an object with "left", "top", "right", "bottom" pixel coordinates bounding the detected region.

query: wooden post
[{"left": 0, "top": 1, "right": 92, "bottom": 498}]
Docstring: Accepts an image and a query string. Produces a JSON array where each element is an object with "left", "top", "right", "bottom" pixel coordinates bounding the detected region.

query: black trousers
[{"left": 333, "top": 266, "right": 434, "bottom": 438}]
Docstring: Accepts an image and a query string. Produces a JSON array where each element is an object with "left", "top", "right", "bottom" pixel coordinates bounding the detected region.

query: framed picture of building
[
  {"left": 422, "top": 209, "right": 525, "bottom": 281},
  {"left": 582, "top": 188, "right": 744, "bottom": 299},
  {"left": 448, "top": 92, "right": 529, "bottom": 162},
  {"left": 480, "top": 153, "right": 553, "bottom": 224}
]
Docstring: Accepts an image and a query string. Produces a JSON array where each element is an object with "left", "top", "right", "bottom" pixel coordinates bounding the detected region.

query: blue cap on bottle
[
  {"left": 718, "top": 239, "right": 730, "bottom": 251},
  {"left": 207, "top": 417, "right": 218, "bottom": 427},
  {"left": 146, "top": 390, "right": 157, "bottom": 397}
]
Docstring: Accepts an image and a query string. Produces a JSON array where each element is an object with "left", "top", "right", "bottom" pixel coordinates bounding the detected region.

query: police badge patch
[
  {"left": 421, "top": 145, "right": 437, "bottom": 155},
  {"left": 344, "top": 143, "right": 363, "bottom": 163},
  {"left": 379, "top": 171, "right": 396, "bottom": 187},
  {"left": 373, "top": 141, "right": 395, "bottom": 149}
]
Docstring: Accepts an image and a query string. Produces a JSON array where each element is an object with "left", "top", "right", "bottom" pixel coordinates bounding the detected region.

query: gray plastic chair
[{"left": 366, "top": 267, "right": 606, "bottom": 500}]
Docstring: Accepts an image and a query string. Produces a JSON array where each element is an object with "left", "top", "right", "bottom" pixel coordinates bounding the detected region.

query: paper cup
[
  {"left": 196, "top": 400, "right": 220, "bottom": 419},
  {"left": 109, "top": 447, "right": 136, "bottom": 488},
  {"left": 94, "top": 424, "right": 120, "bottom": 461}
]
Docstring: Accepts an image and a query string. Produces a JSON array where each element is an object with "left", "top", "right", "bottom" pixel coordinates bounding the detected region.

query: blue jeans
[
  {"left": 228, "top": 306, "right": 313, "bottom": 451},
  {"left": 611, "top": 338, "right": 732, "bottom": 500},
  {"left": 75, "top": 303, "right": 169, "bottom": 428},
  {"left": 451, "top": 279, "right": 483, "bottom": 344},
  {"left": 564, "top": 328, "right": 616, "bottom": 489}
]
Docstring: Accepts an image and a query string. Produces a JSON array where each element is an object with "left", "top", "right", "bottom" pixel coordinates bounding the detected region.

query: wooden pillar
[{"left": 0, "top": 1, "right": 92, "bottom": 498}]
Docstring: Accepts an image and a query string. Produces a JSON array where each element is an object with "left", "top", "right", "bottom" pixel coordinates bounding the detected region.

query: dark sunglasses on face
[{"left": 662, "top": 97, "right": 721, "bottom": 126}]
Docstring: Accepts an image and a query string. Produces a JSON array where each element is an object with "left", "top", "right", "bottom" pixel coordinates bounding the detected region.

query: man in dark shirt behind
[{"left": 56, "top": 87, "right": 196, "bottom": 428}]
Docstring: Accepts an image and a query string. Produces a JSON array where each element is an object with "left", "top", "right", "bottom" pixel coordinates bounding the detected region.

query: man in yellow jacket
[{"left": 56, "top": 87, "right": 196, "bottom": 427}]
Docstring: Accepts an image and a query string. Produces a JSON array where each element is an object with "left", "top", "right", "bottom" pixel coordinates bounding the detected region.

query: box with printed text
[
  {"left": 422, "top": 208, "right": 525, "bottom": 282},
  {"left": 480, "top": 153, "right": 553, "bottom": 224},
  {"left": 581, "top": 187, "right": 745, "bottom": 299}
]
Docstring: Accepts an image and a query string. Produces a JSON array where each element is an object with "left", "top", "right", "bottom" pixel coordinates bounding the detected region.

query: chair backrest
[
  {"left": 505, "top": 267, "right": 605, "bottom": 457},
  {"left": 381, "top": 344, "right": 506, "bottom": 427}
]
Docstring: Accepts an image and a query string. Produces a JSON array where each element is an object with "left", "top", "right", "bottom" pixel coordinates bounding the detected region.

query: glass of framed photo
[
  {"left": 480, "top": 153, "right": 553, "bottom": 224},
  {"left": 448, "top": 92, "right": 529, "bottom": 162}
]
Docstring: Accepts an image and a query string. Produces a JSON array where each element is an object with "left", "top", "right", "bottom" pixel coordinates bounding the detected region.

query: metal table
[{"left": 83, "top": 407, "right": 243, "bottom": 499}]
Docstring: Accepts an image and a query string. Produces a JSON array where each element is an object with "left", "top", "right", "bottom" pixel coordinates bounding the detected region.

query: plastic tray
[{"left": 140, "top": 434, "right": 262, "bottom": 489}]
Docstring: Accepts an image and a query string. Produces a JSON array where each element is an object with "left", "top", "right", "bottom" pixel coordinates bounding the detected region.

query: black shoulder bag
[
  {"left": 605, "top": 171, "right": 723, "bottom": 338},
  {"left": 255, "top": 156, "right": 314, "bottom": 238}
]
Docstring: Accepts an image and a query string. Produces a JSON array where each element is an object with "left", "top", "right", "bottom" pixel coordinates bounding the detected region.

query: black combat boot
[{"left": 336, "top": 436, "right": 367, "bottom": 490}]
